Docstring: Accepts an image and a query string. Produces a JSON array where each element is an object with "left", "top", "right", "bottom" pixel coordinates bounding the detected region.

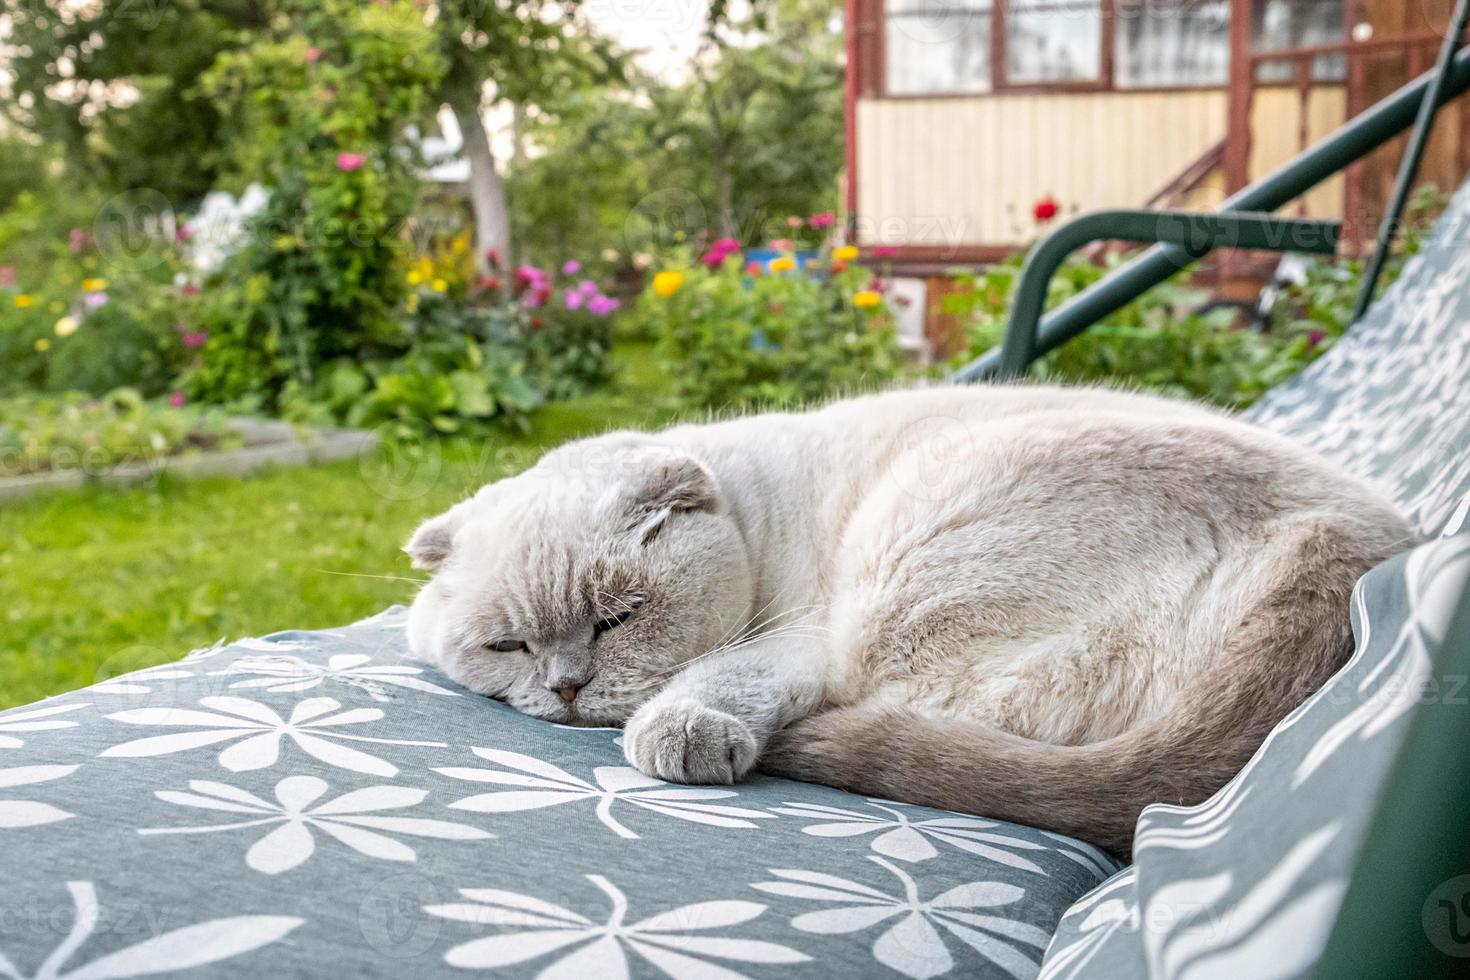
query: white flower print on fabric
[
  {"left": 209, "top": 653, "right": 461, "bottom": 701},
  {"left": 138, "top": 775, "right": 491, "bottom": 875},
  {"left": 0, "top": 765, "right": 78, "bottom": 829},
  {"left": 0, "top": 703, "right": 89, "bottom": 750},
  {"left": 753, "top": 857, "right": 1050, "bottom": 979},
  {"left": 435, "top": 748, "right": 774, "bottom": 838},
  {"left": 101, "top": 696, "right": 446, "bottom": 776},
  {"left": 0, "top": 881, "right": 300, "bottom": 979},
  {"left": 771, "top": 799, "right": 1051, "bottom": 873},
  {"left": 424, "top": 874, "right": 809, "bottom": 977}
]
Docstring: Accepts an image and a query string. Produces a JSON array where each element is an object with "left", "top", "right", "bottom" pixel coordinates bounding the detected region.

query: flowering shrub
[
  {"left": 0, "top": 214, "right": 195, "bottom": 399},
  {"left": 188, "top": 0, "right": 447, "bottom": 406},
  {"left": 635, "top": 244, "right": 903, "bottom": 409},
  {"left": 0, "top": 389, "right": 240, "bottom": 478},
  {"left": 275, "top": 246, "right": 619, "bottom": 434}
]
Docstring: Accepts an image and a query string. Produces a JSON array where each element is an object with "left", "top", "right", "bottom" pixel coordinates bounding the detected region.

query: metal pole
[
  {"left": 1352, "top": 0, "right": 1470, "bottom": 323},
  {"left": 997, "top": 212, "right": 1340, "bottom": 376}
]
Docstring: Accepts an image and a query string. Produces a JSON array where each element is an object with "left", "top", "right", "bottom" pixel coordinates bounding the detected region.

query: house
[{"left": 844, "top": 0, "right": 1470, "bottom": 350}]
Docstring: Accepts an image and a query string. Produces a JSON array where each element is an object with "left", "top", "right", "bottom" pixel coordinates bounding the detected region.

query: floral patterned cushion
[
  {"left": 1040, "top": 180, "right": 1470, "bottom": 978},
  {"left": 0, "top": 609, "right": 1119, "bottom": 980}
]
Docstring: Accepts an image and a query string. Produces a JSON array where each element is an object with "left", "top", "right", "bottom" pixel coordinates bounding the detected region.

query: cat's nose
[{"left": 552, "top": 682, "right": 585, "bottom": 705}]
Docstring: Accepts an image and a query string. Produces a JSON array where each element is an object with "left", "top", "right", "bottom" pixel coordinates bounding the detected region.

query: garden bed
[{"left": 0, "top": 417, "right": 377, "bottom": 503}]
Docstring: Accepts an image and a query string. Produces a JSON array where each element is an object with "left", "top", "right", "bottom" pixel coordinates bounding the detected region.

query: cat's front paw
[{"left": 624, "top": 697, "right": 758, "bottom": 785}]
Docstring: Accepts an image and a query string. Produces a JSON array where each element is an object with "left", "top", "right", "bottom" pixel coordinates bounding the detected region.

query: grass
[{"left": 0, "top": 343, "right": 678, "bottom": 709}]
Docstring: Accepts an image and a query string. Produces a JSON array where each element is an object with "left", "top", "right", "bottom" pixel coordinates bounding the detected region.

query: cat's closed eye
[
  {"left": 485, "top": 639, "right": 527, "bottom": 653},
  {"left": 594, "top": 601, "right": 643, "bottom": 638}
]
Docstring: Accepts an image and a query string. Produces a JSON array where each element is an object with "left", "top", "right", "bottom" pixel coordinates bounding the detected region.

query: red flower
[
  {"left": 744, "top": 262, "right": 762, "bottom": 277},
  {"left": 480, "top": 276, "right": 503, "bottom": 292},
  {"left": 530, "top": 318, "right": 545, "bottom": 331},
  {"left": 485, "top": 247, "right": 502, "bottom": 269},
  {"left": 1308, "top": 330, "right": 1327, "bottom": 348},
  {"left": 871, "top": 245, "right": 898, "bottom": 259},
  {"left": 1033, "top": 197, "right": 1060, "bottom": 223},
  {"left": 181, "top": 284, "right": 201, "bottom": 297}
]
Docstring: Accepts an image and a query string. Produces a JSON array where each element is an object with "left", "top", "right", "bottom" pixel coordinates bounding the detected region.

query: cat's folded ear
[
  {"left": 404, "top": 501, "right": 470, "bottom": 570},
  {"left": 626, "top": 452, "right": 721, "bottom": 544}
]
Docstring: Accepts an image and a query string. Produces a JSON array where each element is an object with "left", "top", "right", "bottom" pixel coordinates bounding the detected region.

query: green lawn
[{"left": 0, "top": 344, "right": 677, "bottom": 709}]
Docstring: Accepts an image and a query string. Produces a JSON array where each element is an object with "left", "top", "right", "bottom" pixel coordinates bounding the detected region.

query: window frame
[{"left": 874, "top": 0, "right": 1346, "bottom": 100}]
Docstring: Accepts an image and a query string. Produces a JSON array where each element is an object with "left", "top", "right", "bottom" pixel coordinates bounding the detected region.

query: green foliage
[
  {"left": 638, "top": 250, "right": 902, "bottom": 409},
  {"left": 0, "top": 388, "right": 240, "bottom": 477},
  {"left": 508, "top": 0, "right": 842, "bottom": 263}
]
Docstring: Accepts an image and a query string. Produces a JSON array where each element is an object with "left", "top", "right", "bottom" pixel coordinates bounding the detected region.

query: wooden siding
[
  {"left": 1248, "top": 86, "right": 1349, "bottom": 219},
  {"left": 855, "top": 91, "right": 1229, "bottom": 247},
  {"left": 855, "top": 86, "right": 1358, "bottom": 249}
]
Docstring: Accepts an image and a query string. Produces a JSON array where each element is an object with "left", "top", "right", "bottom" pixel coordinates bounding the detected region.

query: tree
[
  {"left": 427, "top": 1, "right": 622, "bottom": 270},
  {"left": 1, "top": 1, "right": 272, "bottom": 203}
]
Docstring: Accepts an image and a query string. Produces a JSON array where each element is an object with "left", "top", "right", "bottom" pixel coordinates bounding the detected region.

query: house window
[
  {"left": 1253, "top": 0, "right": 1346, "bottom": 83},
  {"left": 1006, "top": 0, "right": 1104, "bottom": 84},
  {"left": 885, "top": 0, "right": 994, "bottom": 96},
  {"left": 1115, "top": 1, "right": 1231, "bottom": 88}
]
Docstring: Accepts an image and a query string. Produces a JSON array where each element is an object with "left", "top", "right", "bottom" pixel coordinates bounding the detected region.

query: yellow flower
[
  {"left": 652, "top": 270, "right": 684, "bottom": 298},
  {"left": 769, "top": 256, "right": 796, "bottom": 273},
  {"left": 450, "top": 233, "right": 469, "bottom": 255},
  {"left": 833, "top": 245, "right": 859, "bottom": 262},
  {"left": 852, "top": 290, "right": 882, "bottom": 309},
  {"left": 431, "top": 278, "right": 448, "bottom": 293},
  {"left": 55, "top": 316, "right": 80, "bottom": 337},
  {"left": 13, "top": 294, "right": 33, "bottom": 309},
  {"left": 407, "top": 270, "right": 424, "bottom": 286},
  {"left": 415, "top": 256, "right": 434, "bottom": 278},
  {"left": 34, "top": 338, "right": 50, "bottom": 352},
  {"left": 81, "top": 277, "right": 107, "bottom": 292}
]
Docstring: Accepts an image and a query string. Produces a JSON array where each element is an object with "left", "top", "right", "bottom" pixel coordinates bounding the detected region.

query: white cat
[{"left": 405, "top": 386, "right": 1411, "bottom": 853}]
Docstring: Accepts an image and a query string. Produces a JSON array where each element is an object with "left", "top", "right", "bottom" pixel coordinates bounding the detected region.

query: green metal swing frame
[{"left": 949, "top": 4, "right": 1470, "bottom": 972}]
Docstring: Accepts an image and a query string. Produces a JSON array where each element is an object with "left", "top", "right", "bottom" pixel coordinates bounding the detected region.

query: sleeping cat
[{"left": 405, "top": 385, "right": 1412, "bottom": 854}]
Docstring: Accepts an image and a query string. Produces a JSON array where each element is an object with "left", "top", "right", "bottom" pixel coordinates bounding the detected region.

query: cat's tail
[{"left": 758, "top": 517, "right": 1403, "bottom": 858}]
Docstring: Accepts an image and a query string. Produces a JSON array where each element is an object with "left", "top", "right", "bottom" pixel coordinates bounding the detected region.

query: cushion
[
  {"left": 1040, "top": 179, "right": 1470, "bottom": 978},
  {"left": 0, "top": 608, "right": 1120, "bottom": 980}
]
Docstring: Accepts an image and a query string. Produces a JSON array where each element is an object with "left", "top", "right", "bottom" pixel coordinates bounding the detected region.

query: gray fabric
[
  {"left": 1040, "top": 180, "right": 1470, "bottom": 979},
  {"left": 0, "top": 611, "right": 1119, "bottom": 980}
]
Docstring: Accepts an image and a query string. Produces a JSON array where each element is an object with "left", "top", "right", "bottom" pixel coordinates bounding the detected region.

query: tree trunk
[
  {"left": 454, "top": 97, "right": 511, "bottom": 274},
  {"left": 715, "top": 147, "right": 738, "bottom": 240}
]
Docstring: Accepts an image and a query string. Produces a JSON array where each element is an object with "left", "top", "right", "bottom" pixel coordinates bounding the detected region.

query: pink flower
[
  {"left": 69, "top": 228, "right": 89, "bottom": 254},
  {"left": 872, "top": 245, "right": 898, "bottom": 259},
  {"left": 809, "top": 212, "right": 836, "bottom": 229},
  {"left": 305, "top": 46, "right": 322, "bottom": 63},
  {"left": 168, "top": 392, "right": 186, "bottom": 409},
  {"left": 562, "top": 260, "right": 581, "bottom": 275},
  {"left": 710, "top": 238, "right": 740, "bottom": 254},
  {"left": 577, "top": 279, "right": 599, "bottom": 297},
  {"left": 181, "top": 283, "right": 201, "bottom": 298},
  {"left": 175, "top": 225, "right": 194, "bottom": 243},
  {"left": 587, "top": 294, "right": 620, "bottom": 316},
  {"left": 336, "top": 152, "right": 366, "bottom": 172},
  {"left": 563, "top": 289, "right": 585, "bottom": 310},
  {"left": 0, "top": 266, "right": 15, "bottom": 287},
  {"left": 770, "top": 238, "right": 795, "bottom": 252},
  {"left": 182, "top": 331, "right": 209, "bottom": 349},
  {"left": 1308, "top": 330, "right": 1327, "bottom": 348}
]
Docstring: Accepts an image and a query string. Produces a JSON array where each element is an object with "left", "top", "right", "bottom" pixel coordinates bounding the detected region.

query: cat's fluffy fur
[{"left": 405, "top": 386, "right": 1412, "bottom": 855}]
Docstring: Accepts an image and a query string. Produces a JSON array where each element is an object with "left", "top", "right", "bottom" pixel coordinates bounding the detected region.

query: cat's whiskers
[{"left": 315, "top": 569, "right": 430, "bottom": 584}]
